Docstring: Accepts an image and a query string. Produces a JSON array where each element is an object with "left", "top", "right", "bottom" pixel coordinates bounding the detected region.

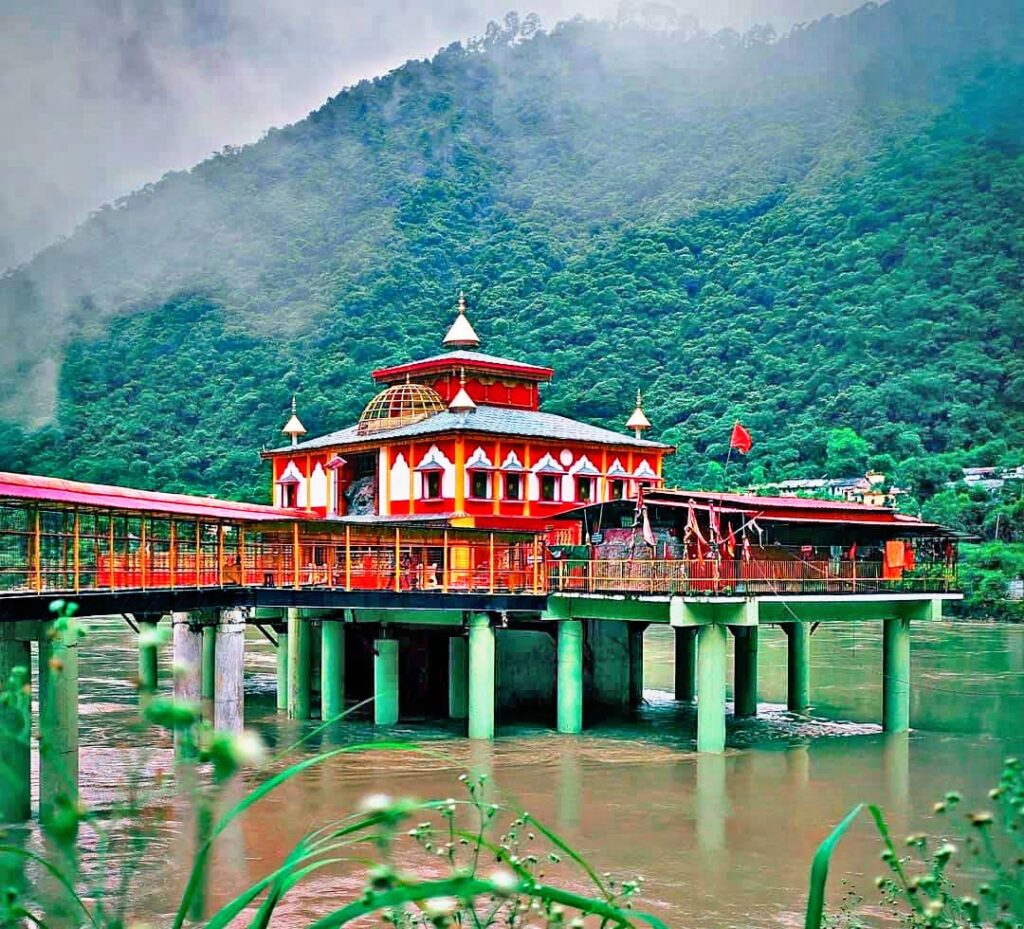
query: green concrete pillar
[
  {"left": 201, "top": 624, "right": 216, "bottom": 709},
  {"left": 276, "top": 630, "right": 289, "bottom": 712},
  {"left": 321, "top": 620, "right": 345, "bottom": 722},
  {"left": 883, "top": 617, "right": 910, "bottom": 733},
  {"left": 732, "top": 627, "right": 758, "bottom": 718},
  {"left": 556, "top": 620, "right": 584, "bottom": 735},
  {"left": 674, "top": 627, "right": 697, "bottom": 702},
  {"left": 448, "top": 636, "right": 468, "bottom": 720},
  {"left": 39, "top": 622, "right": 79, "bottom": 826},
  {"left": 213, "top": 609, "right": 245, "bottom": 732},
  {"left": 287, "top": 608, "right": 311, "bottom": 720},
  {"left": 696, "top": 623, "right": 727, "bottom": 753},
  {"left": 374, "top": 637, "right": 399, "bottom": 726},
  {"left": 628, "top": 624, "right": 644, "bottom": 707},
  {"left": 467, "top": 614, "right": 495, "bottom": 740},
  {"left": 0, "top": 626, "right": 31, "bottom": 823},
  {"left": 784, "top": 622, "right": 810, "bottom": 715},
  {"left": 138, "top": 619, "right": 159, "bottom": 695}
]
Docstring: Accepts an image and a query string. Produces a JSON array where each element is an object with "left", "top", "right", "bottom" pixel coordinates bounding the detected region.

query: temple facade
[{"left": 263, "top": 295, "right": 673, "bottom": 529}]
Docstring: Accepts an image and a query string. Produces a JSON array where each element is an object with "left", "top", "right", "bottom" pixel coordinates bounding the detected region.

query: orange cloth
[{"left": 884, "top": 540, "right": 905, "bottom": 579}]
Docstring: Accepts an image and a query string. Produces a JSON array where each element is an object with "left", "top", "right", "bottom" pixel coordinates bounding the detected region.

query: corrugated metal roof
[
  {"left": 0, "top": 471, "right": 305, "bottom": 522},
  {"left": 268, "top": 405, "right": 672, "bottom": 454}
]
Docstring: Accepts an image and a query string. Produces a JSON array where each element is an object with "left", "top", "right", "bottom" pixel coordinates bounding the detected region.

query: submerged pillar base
[
  {"left": 39, "top": 621, "right": 79, "bottom": 826},
  {"left": 322, "top": 620, "right": 346, "bottom": 722},
  {"left": 468, "top": 614, "right": 495, "bottom": 740},
  {"left": 784, "top": 622, "right": 810, "bottom": 715},
  {"left": 882, "top": 617, "right": 910, "bottom": 733},
  {"left": 0, "top": 627, "right": 31, "bottom": 823},
  {"left": 287, "top": 608, "right": 311, "bottom": 721},
  {"left": 674, "top": 627, "right": 696, "bottom": 702},
  {"left": 214, "top": 608, "right": 245, "bottom": 732},
  {"left": 732, "top": 626, "right": 758, "bottom": 718},
  {"left": 696, "top": 623, "right": 727, "bottom": 753},
  {"left": 374, "top": 637, "right": 399, "bottom": 726},
  {"left": 448, "top": 636, "right": 468, "bottom": 720},
  {"left": 556, "top": 620, "right": 583, "bottom": 734}
]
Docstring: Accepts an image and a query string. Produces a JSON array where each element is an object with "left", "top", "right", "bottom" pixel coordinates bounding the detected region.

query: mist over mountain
[{"left": 0, "top": 0, "right": 1021, "bottom": 503}]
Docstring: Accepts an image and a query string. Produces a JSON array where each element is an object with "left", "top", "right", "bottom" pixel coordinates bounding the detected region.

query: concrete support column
[
  {"left": 674, "top": 627, "right": 697, "bottom": 702},
  {"left": 138, "top": 619, "right": 160, "bottom": 695},
  {"left": 784, "top": 621, "right": 810, "bottom": 715},
  {"left": 628, "top": 624, "right": 644, "bottom": 707},
  {"left": 0, "top": 626, "right": 31, "bottom": 822},
  {"left": 696, "top": 623, "right": 727, "bottom": 754},
  {"left": 276, "top": 630, "right": 289, "bottom": 712},
  {"left": 556, "top": 620, "right": 584, "bottom": 735},
  {"left": 38, "top": 621, "right": 79, "bottom": 825},
  {"left": 213, "top": 609, "right": 245, "bottom": 732},
  {"left": 287, "top": 608, "right": 311, "bottom": 720},
  {"left": 374, "top": 637, "right": 399, "bottom": 726},
  {"left": 201, "top": 624, "right": 216, "bottom": 711},
  {"left": 171, "top": 613, "right": 202, "bottom": 704},
  {"left": 882, "top": 617, "right": 910, "bottom": 733},
  {"left": 732, "top": 627, "right": 758, "bottom": 718},
  {"left": 467, "top": 614, "right": 495, "bottom": 740},
  {"left": 448, "top": 636, "right": 468, "bottom": 720},
  {"left": 321, "top": 620, "right": 345, "bottom": 722}
]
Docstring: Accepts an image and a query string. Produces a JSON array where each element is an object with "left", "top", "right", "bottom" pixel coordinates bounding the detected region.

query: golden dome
[{"left": 357, "top": 383, "right": 446, "bottom": 435}]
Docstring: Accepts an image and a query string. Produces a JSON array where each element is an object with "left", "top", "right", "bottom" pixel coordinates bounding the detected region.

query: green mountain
[{"left": 0, "top": 0, "right": 1021, "bottom": 505}]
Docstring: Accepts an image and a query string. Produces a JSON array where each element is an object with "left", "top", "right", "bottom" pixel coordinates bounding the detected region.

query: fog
[{"left": 0, "top": 0, "right": 863, "bottom": 271}]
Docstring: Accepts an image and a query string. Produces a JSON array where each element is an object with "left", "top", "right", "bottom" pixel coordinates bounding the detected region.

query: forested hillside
[{"left": 0, "top": 0, "right": 1021, "bottom": 506}]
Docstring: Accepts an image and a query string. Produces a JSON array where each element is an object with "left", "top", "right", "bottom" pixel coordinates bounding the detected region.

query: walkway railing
[{"left": 545, "top": 558, "right": 958, "bottom": 596}]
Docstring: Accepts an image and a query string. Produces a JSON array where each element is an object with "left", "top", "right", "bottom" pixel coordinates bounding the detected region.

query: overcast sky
[{"left": 0, "top": 0, "right": 863, "bottom": 271}]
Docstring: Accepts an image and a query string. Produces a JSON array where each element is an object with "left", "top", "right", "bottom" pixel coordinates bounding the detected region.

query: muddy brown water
[{"left": 16, "top": 619, "right": 1024, "bottom": 926}]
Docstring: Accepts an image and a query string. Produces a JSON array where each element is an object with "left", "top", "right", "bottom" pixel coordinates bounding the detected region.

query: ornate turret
[
  {"left": 442, "top": 292, "right": 481, "bottom": 349},
  {"left": 626, "top": 389, "right": 651, "bottom": 439},
  {"left": 282, "top": 396, "right": 307, "bottom": 446},
  {"left": 448, "top": 368, "right": 477, "bottom": 413}
]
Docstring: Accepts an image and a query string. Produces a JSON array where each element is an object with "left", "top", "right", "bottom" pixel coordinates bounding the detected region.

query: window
[
  {"left": 504, "top": 473, "right": 522, "bottom": 501},
  {"left": 469, "top": 470, "right": 490, "bottom": 500},
  {"left": 282, "top": 484, "right": 297, "bottom": 508},
  {"left": 540, "top": 475, "right": 560, "bottom": 502},
  {"left": 424, "top": 471, "right": 442, "bottom": 500},
  {"left": 576, "top": 476, "right": 594, "bottom": 503},
  {"left": 609, "top": 479, "right": 624, "bottom": 501}
]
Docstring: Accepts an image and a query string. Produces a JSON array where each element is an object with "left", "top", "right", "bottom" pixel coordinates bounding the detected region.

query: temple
[{"left": 262, "top": 294, "right": 671, "bottom": 529}]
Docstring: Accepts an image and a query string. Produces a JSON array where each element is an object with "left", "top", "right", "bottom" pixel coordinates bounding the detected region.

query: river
[{"left": 24, "top": 619, "right": 1024, "bottom": 926}]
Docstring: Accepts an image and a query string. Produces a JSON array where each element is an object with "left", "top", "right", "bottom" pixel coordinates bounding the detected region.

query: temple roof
[
  {"left": 373, "top": 350, "right": 554, "bottom": 384},
  {"left": 267, "top": 405, "right": 672, "bottom": 454}
]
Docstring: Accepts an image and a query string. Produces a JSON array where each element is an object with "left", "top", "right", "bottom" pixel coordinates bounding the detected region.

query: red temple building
[{"left": 263, "top": 294, "right": 673, "bottom": 532}]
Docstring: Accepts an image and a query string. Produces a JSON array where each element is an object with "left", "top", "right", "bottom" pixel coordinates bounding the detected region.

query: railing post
[
  {"left": 140, "top": 517, "right": 148, "bottom": 590},
  {"left": 34, "top": 508, "right": 42, "bottom": 592},
  {"left": 532, "top": 536, "right": 541, "bottom": 593},
  {"left": 109, "top": 516, "right": 116, "bottom": 591},
  {"left": 72, "top": 509, "right": 80, "bottom": 595},
  {"left": 292, "top": 523, "right": 301, "bottom": 590},
  {"left": 239, "top": 526, "right": 246, "bottom": 585},
  {"left": 394, "top": 527, "right": 401, "bottom": 593},
  {"left": 194, "top": 520, "right": 201, "bottom": 588},
  {"left": 489, "top": 532, "right": 495, "bottom": 593},
  {"left": 217, "top": 523, "right": 225, "bottom": 587},
  {"left": 442, "top": 530, "right": 449, "bottom": 593},
  {"left": 344, "top": 524, "right": 352, "bottom": 591},
  {"left": 169, "top": 521, "right": 177, "bottom": 590}
]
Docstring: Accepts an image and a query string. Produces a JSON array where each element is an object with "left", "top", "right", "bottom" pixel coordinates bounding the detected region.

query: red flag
[
  {"left": 847, "top": 542, "right": 857, "bottom": 561},
  {"left": 742, "top": 533, "right": 752, "bottom": 562},
  {"left": 685, "top": 502, "right": 707, "bottom": 546},
  {"left": 725, "top": 525, "right": 737, "bottom": 558},
  {"left": 642, "top": 505, "right": 656, "bottom": 547},
  {"left": 730, "top": 421, "right": 753, "bottom": 454}
]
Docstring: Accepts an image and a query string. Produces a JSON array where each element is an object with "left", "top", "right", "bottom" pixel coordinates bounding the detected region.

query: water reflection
[{"left": 22, "top": 618, "right": 1024, "bottom": 928}]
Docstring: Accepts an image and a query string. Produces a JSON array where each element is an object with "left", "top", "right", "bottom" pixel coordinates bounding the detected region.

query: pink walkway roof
[{"left": 0, "top": 471, "right": 309, "bottom": 522}]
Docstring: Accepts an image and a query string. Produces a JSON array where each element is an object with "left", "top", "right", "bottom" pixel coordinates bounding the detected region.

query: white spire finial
[
  {"left": 626, "top": 388, "right": 651, "bottom": 439},
  {"left": 282, "top": 395, "right": 307, "bottom": 446},
  {"left": 448, "top": 366, "right": 477, "bottom": 413},
  {"left": 443, "top": 291, "right": 481, "bottom": 349}
]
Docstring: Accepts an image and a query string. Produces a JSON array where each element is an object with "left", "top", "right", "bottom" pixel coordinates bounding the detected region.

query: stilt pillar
[
  {"left": 201, "top": 624, "right": 216, "bottom": 712},
  {"left": 171, "top": 613, "right": 202, "bottom": 704},
  {"left": 448, "top": 636, "right": 468, "bottom": 720},
  {"left": 732, "top": 626, "right": 758, "bottom": 718},
  {"left": 287, "top": 608, "right": 311, "bottom": 720},
  {"left": 213, "top": 608, "right": 245, "bottom": 732},
  {"left": 38, "top": 621, "right": 79, "bottom": 825},
  {"left": 321, "top": 620, "right": 345, "bottom": 722},
  {"left": 138, "top": 618, "right": 160, "bottom": 695},
  {"left": 0, "top": 625, "right": 31, "bottom": 822},
  {"left": 276, "top": 629, "right": 289, "bottom": 712},
  {"left": 467, "top": 614, "right": 495, "bottom": 740},
  {"left": 628, "top": 624, "right": 644, "bottom": 707},
  {"left": 557, "top": 620, "right": 584, "bottom": 735},
  {"left": 696, "top": 623, "right": 727, "bottom": 753},
  {"left": 374, "top": 637, "right": 399, "bottom": 726},
  {"left": 882, "top": 617, "right": 910, "bottom": 733},
  {"left": 674, "top": 627, "right": 697, "bottom": 702},
  {"left": 784, "top": 621, "right": 810, "bottom": 715}
]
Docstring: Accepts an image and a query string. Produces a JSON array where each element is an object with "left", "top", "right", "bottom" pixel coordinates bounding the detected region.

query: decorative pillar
[
  {"left": 287, "top": 608, "right": 311, "bottom": 720},
  {"left": 628, "top": 624, "right": 644, "bottom": 707},
  {"left": 138, "top": 618, "right": 159, "bottom": 695},
  {"left": 696, "top": 623, "right": 727, "bottom": 753},
  {"left": 467, "top": 613, "right": 495, "bottom": 740},
  {"left": 276, "top": 629, "right": 289, "bottom": 712},
  {"left": 882, "top": 617, "right": 910, "bottom": 733},
  {"left": 213, "top": 608, "right": 246, "bottom": 732},
  {"left": 448, "top": 636, "right": 468, "bottom": 720},
  {"left": 0, "top": 625, "right": 31, "bottom": 822},
  {"left": 39, "top": 621, "right": 79, "bottom": 825},
  {"left": 557, "top": 620, "right": 584, "bottom": 735},
  {"left": 374, "top": 637, "right": 399, "bottom": 726},
  {"left": 732, "top": 626, "right": 758, "bottom": 718},
  {"left": 784, "top": 621, "right": 810, "bottom": 715},
  {"left": 674, "top": 627, "right": 697, "bottom": 702},
  {"left": 321, "top": 620, "right": 345, "bottom": 722}
]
